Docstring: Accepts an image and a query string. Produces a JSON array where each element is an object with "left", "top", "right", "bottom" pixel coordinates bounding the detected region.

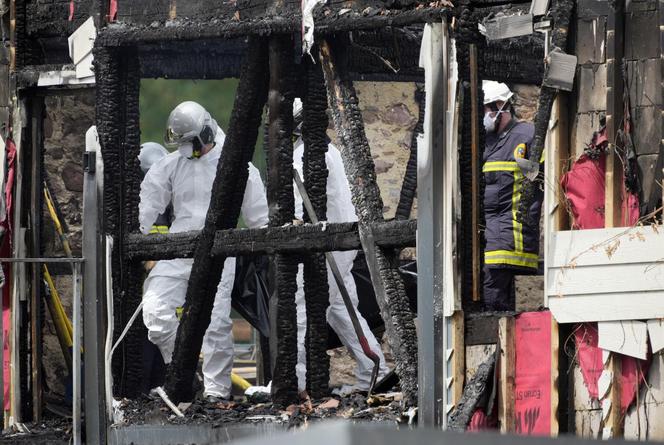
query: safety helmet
[
  {"left": 482, "top": 80, "right": 513, "bottom": 105},
  {"left": 164, "top": 101, "right": 218, "bottom": 152},
  {"left": 138, "top": 142, "right": 168, "bottom": 174}
]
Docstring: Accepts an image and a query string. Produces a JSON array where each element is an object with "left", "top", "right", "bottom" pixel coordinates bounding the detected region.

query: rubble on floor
[
  {"left": 0, "top": 416, "right": 71, "bottom": 444},
  {"left": 116, "top": 391, "right": 410, "bottom": 428}
]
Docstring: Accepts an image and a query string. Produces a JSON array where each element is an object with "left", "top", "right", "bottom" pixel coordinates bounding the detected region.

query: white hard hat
[
  {"left": 482, "top": 80, "right": 513, "bottom": 105},
  {"left": 164, "top": 101, "right": 217, "bottom": 150},
  {"left": 138, "top": 142, "right": 168, "bottom": 173}
]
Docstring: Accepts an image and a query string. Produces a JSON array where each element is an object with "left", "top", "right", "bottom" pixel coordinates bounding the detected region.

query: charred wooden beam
[
  {"left": 319, "top": 39, "right": 418, "bottom": 405},
  {"left": 267, "top": 35, "right": 299, "bottom": 407},
  {"left": 395, "top": 83, "right": 425, "bottom": 221},
  {"left": 518, "top": 0, "right": 574, "bottom": 222},
  {"left": 455, "top": 4, "right": 487, "bottom": 311},
  {"left": 94, "top": 45, "right": 144, "bottom": 397},
  {"left": 124, "top": 219, "right": 417, "bottom": 260},
  {"left": 163, "top": 37, "right": 269, "bottom": 403},
  {"left": 302, "top": 57, "right": 331, "bottom": 398},
  {"left": 95, "top": 7, "right": 449, "bottom": 47}
]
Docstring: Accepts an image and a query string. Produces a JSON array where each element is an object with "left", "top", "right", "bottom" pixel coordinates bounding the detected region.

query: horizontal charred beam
[
  {"left": 96, "top": 8, "right": 449, "bottom": 47},
  {"left": 124, "top": 219, "right": 417, "bottom": 260}
]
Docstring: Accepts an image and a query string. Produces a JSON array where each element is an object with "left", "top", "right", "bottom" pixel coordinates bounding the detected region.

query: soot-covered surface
[
  {"left": 0, "top": 417, "right": 71, "bottom": 444},
  {"left": 115, "top": 392, "right": 408, "bottom": 428}
]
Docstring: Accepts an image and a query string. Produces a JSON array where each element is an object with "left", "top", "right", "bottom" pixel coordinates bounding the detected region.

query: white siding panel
[
  {"left": 548, "top": 293, "right": 664, "bottom": 323},
  {"left": 548, "top": 262, "right": 664, "bottom": 296},
  {"left": 549, "top": 226, "right": 664, "bottom": 268}
]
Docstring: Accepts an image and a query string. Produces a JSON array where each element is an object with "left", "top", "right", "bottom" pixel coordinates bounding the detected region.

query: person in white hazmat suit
[
  {"left": 292, "top": 99, "right": 389, "bottom": 395},
  {"left": 139, "top": 101, "right": 269, "bottom": 401}
]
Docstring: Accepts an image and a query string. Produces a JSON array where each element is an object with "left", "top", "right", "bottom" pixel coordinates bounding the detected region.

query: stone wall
[{"left": 41, "top": 89, "right": 95, "bottom": 396}]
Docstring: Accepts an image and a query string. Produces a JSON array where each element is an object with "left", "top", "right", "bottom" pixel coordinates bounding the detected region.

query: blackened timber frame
[{"left": 93, "top": 10, "right": 444, "bottom": 406}]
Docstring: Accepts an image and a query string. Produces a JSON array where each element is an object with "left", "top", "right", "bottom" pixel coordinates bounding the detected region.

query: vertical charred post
[
  {"left": 267, "top": 35, "right": 299, "bottom": 407},
  {"left": 301, "top": 57, "right": 330, "bottom": 398},
  {"left": 518, "top": 0, "right": 574, "bottom": 221},
  {"left": 395, "top": 83, "right": 425, "bottom": 221},
  {"left": 319, "top": 39, "right": 418, "bottom": 405},
  {"left": 94, "top": 45, "right": 144, "bottom": 397},
  {"left": 455, "top": 3, "right": 486, "bottom": 311},
  {"left": 163, "top": 38, "right": 269, "bottom": 403},
  {"left": 121, "top": 50, "right": 145, "bottom": 398}
]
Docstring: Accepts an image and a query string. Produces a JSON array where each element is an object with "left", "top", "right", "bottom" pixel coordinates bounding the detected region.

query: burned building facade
[{"left": 0, "top": 0, "right": 663, "bottom": 443}]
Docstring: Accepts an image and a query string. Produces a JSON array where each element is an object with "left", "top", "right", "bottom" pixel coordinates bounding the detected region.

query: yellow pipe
[
  {"left": 231, "top": 372, "right": 252, "bottom": 391},
  {"left": 43, "top": 265, "right": 73, "bottom": 338},
  {"left": 42, "top": 266, "right": 73, "bottom": 373},
  {"left": 44, "top": 184, "right": 73, "bottom": 258}
]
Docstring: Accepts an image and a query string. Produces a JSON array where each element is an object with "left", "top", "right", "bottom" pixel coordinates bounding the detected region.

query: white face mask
[
  {"left": 178, "top": 142, "right": 194, "bottom": 159},
  {"left": 483, "top": 112, "right": 499, "bottom": 133},
  {"left": 483, "top": 102, "right": 508, "bottom": 133}
]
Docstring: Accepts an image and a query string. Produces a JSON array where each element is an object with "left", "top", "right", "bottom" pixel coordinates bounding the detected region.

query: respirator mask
[{"left": 483, "top": 102, "right": 508, "bottom": 133}]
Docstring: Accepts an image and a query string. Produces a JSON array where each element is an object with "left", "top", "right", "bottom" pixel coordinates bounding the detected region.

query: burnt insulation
[
  {"left": 481, "top": 35, "right": 545, "bottom": 85},
  {"left": 454, "top": 1, "right": 487, "bottom": 311},
  {"left": 266, "top": 35, "right": 299, "bottom": 407},
  {"left": 518, "top": 0, "right": 574, "bottom": 224},
  {"left": 163, "top": 37, "right": 270, "bottom": 403},
  {"left": 319, "top": 39, "right": 418, "bottom": 406},
  {"left": 94, "top": 45, "right": 145, "bottom": 397},
  {"left": 301, "top": 56, "right": 331, "bottom": 398},
  {"left": 395, "top": 83, "right": 424, "bottom": 221}
]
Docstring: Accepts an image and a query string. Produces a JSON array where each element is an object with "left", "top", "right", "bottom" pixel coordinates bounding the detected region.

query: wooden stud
[
  {"left": 469, "top": 44, "right": 481, "bottom": 302},
  {"left": 451, "top": 311, "right": 465, "bottom": 406},
  {"left": 553, "top": 96, "right": 570, "bottom": 232},
  {"left": 604, "top": 0, "right": 625, "bottom": 228},
  {"left": 498, "top": 316, "right": 516, "bottom": 433}
]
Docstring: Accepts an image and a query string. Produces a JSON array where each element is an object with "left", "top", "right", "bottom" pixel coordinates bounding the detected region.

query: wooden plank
[
  {"left": 548, "top": 292, "right": 664, "bottom": 323},
  {"left": 598, "top": 320, "right": 648, "bottom": 360},
  {"left": 553, "top": 96, "right": 570, "bottom": 231},
  {"left": 469, "top": 44, "right": 480, "bottom": 302},
  {"left": 551, "top": 317, "right": 559, "bottom": 437},
  {"left": 547, "top": 262, "right": 664, "bottom": 295},
  {"left": 549, "top": 225, "right": 664, "bottom": 268},
  {"left": 498, "top": 316, "right": 516, "bottom": 434},
  {"left": 604, "top": 0, "right": 625, "bottom": 228},
  {"left": 451, "top": 311, "right": 465, "bottom": 406}
]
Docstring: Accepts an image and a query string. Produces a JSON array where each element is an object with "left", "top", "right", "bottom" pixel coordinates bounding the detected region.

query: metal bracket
[{"left": 83, "top": 150, "right": 96, "bottom": 173}]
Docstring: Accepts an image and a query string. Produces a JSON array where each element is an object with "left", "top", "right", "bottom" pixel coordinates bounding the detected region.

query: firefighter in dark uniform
[{"left": 482, "top": 81, "right": 543, "bottom": 311}]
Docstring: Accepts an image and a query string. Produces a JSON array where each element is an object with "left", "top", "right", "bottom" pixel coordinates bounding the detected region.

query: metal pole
[
  {"left": 72, "top": 262, "right": 81, "bottom": 445},
  {"left": 83, "top": 129, "right": 106, "bottom": 443},
  {"left": 417, "top": 19, "right": 448, "bottom": 428}
]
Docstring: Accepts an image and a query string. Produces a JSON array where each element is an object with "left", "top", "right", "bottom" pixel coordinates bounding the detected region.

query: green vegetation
[{"left": 139, "top": 78, "right": 266, "bottom": 174}]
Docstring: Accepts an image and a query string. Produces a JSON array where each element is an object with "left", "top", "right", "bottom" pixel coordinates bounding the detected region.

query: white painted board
[
  {"left": 597, "top": 320, "right": 648, "bottom": 360},
  {"left": 68, "top": 17, "right": 96, "bottom": 65},
  {"left": 547, "top": 226, "right": 664, "bottom": 323},
  {"left": 76, "top": 52, "right": 94, "bottom": 79},
  {"left": 647, "top": 319, "right": 664, "bottom": 353}
]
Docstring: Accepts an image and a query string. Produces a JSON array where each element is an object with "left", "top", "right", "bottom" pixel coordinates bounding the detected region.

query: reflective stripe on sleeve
[{"left": 482, "top": 161, "right": 519, "bottom": 172}]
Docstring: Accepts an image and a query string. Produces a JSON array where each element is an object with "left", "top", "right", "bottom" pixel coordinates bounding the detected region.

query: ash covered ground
[{"left": 117, "top": 391, "right": 411, "bottom": 429}]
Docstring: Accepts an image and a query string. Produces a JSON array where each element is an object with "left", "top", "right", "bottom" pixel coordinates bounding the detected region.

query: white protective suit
[
  {"left": 293, "top": 139, "right": 389, "bottom": 392},
  {"left": 140, "top": 130, "right": 269, "bottom": 398}
]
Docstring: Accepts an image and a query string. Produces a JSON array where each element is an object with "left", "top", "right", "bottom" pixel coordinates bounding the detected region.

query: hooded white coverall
[
  {"left": 140, "top": 131, "right": 269, "bottom": 398},
  {"left": 293, "top": 139, "right": 389, "bottom": 392}
]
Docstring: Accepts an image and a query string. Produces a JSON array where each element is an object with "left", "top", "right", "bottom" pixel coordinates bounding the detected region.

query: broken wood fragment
[
  {"left": 163, "top": 37, "right": 269, "bottom": 403},
  {"left": 319, "top": 38, "right": 418, "bottom": 405},
  {"left": 498, "top": 316, "right": 515, "bottom": 433}
]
